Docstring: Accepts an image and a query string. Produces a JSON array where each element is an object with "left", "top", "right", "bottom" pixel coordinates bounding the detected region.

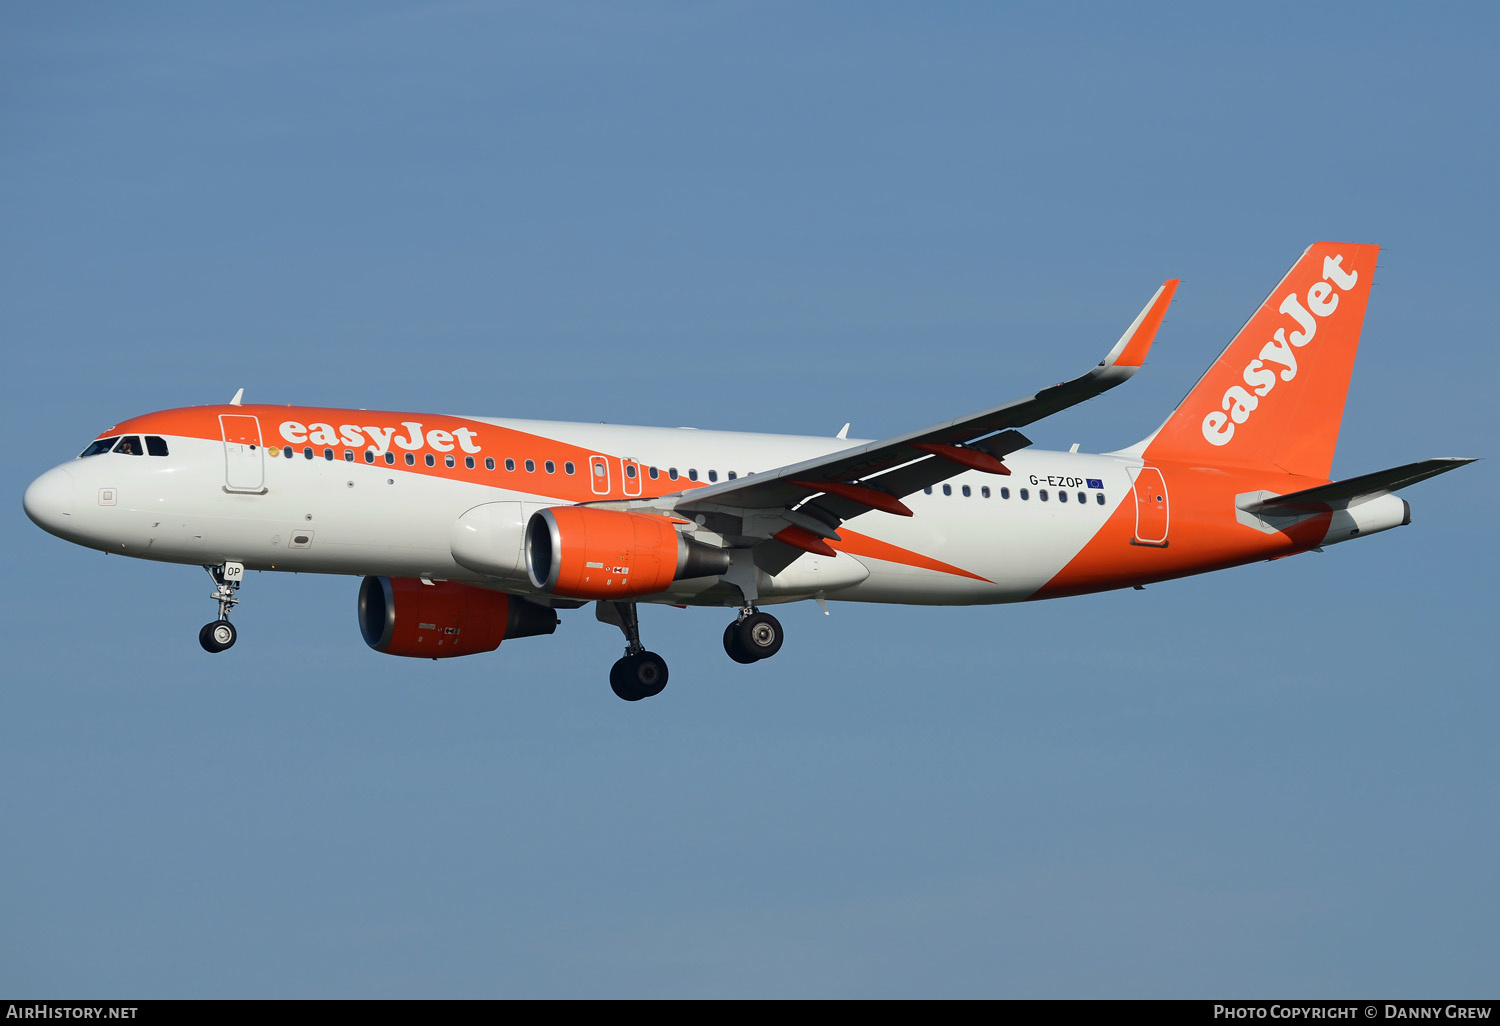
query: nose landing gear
[{"left": 199, "top": 562, "right": 244, "bottom": 653}]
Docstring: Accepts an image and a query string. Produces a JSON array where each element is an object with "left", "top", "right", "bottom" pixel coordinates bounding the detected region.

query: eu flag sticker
[{"left": 1086, "top": 478, "right": 1103, "bottom": 489}]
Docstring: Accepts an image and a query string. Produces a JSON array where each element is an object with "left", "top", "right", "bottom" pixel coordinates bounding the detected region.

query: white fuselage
[{"left": 30, "top": 417, "right": 1141, "bottom": 608}]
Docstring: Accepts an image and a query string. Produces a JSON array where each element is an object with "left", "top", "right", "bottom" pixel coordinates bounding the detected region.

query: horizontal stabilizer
[{"left": 1240, "top": 457, "right": 1476, "bottom": 514}]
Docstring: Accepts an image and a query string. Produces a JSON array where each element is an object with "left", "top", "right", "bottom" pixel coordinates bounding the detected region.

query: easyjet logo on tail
[{"left": 1201, "top": 254, "right": 1360, "bottom": 447}]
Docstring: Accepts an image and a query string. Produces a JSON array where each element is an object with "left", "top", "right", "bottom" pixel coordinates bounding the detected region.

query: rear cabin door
[
  {"left": 1130, "top": 465, "right": 1169, "bottom": 547},
  {"left": 220, "top": 414, "right": 266, "bottom": 493}
]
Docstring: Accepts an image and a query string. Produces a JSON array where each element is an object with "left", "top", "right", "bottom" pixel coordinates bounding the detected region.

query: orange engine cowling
[
  {"left": 358, "top": 577, "right": 558, "bottom": 658},
  {"left": 525, "top": 506, "right": 730, "bottom": 600}
]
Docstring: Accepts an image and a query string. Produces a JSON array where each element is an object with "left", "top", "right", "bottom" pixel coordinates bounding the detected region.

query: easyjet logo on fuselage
[
  {"left": 1201, "top": 254, "right": 1360, "bottom": 447},
  {"left": 279, "top": 419, "right": 483, "bottom": 455}
]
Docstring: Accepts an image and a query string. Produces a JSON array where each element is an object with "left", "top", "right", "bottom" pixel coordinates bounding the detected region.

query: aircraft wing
[{"left": 645, "top": 279, "right": 1179, "bottom": 570}]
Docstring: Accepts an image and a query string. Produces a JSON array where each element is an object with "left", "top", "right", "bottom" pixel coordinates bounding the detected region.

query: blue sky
[{"left": 2, "top": 2, "right": 1496, "bottom": 997}]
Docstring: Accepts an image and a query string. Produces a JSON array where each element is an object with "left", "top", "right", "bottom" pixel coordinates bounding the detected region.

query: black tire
[
  {"left": 199, "top": 619, "right": 236, "bottom": 653},
  {"left": 610, "top": 653, "right": 668, "bottom": 701},
  {"left": 635, "top": 652, "right": 668, "bottom": 698},
  {"left": 723, "top": 622, "right": 759, "bottom": 664},
  {"left": 609, "top": 657, "right": 643, "bottom": 701},
  {"left": 734, "top": 612, "right": 783, "bottom": 660}
]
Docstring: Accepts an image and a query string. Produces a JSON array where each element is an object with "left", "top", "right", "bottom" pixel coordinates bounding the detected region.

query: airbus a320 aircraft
[{"left": 23, "top": 243, "right": 1473, "bottom": 700}]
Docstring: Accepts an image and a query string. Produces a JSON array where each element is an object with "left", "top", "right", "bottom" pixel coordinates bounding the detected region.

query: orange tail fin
[{"left": 1142, "top": 242, "right": 1379, "bottom": 480}]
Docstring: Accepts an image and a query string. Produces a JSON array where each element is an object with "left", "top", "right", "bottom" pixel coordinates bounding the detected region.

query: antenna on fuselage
[{"left": 230, "top": 388, "right": 244, "bottom": 406}]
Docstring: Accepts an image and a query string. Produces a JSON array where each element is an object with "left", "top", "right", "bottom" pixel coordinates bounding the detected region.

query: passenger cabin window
[
  {"left": 924, "top": 486, "right": 932, "bottom": 494},
  {"left": 364, "top": 450, "right": 375, "bottom": 464},
  {"left": 284, "top": 446, "right": 293, "bottom": 459},
  {"left": 649, "top": 467, "right": 659, "bottom": 479},
  {"left": 505, "top": 458, "right": 515, "bottom": 471},
  {"left": 303, "top": 446, "right": 314, "bottom": 459},
  {"left": 708, "top": 470, "right": 717, "bottom": 482},
  {"left": 425, "top": 454, "right": 435, "bottom": 467},
  {"left": 668, "top": 468, "right": 679, "bottom": 480},
  {"left": 566, "top": 462, "right": 576, "bottom": 475},
  {"left": 981, "top": 486, "right": 990, "bottom": 498},
  {"left": 484, "top": 457, "right": 494, "bottom": 470},
  {"left": 688, "top": 469, "right": 699, "bottom": 482},
  {"left": 942, "top": 484, "right": 952, "bottom": 495},
  {"left": 80, "top": 437, "right": 120, "bottom": 458},
  {"left": 1001, "top": 487, "right": 1010, "bottom": 499},
  {"left": 384, "top": 452, "right": 395, "bottom": 465},
  {"left": 728, "top": 471, "right": 737, "bottom": 480},
  {"left": 403, "top": 453, "right": 414, "bottom": 465},
  {"left": 1040, "top": 489, "right": 1048, "bottom": 501},
  {"left": 545, "top": 460, "right": 555, "bottom": 474},
  {"left": 525, "top": 459, "right": 535, "bottom": 472},
  {"left": 1096, "top": 492, "right": 1105, "bottom": 505},
  {"left": 113, "top": 436, "right": 143, "bottom": 456},
  {"left": 1058, "top": 490, "right": 1067, "bottom": 503},
  {"left": 464, "top": 456, "right": 473, "bottom": 469},
  {"left": 1020, "top": 488, "right": 1029, "bottom": 500},
  {"left": 146, "top": 436, "right": 169, "bottom": 457},
  {"left": 344, "top": 449, "right": 354, "bottom": 462},
  {"left": 1078, "top": 491, "right": 1086, "bottom": 504},
  {"left": 324, "top": 448, "right": 334, "bottom": 461},
  {"left": 626, "top": 464, "right": 638, "bottom": 479},
  {"left": 962, "top": 485, "right": 971, "bottom": 497}
]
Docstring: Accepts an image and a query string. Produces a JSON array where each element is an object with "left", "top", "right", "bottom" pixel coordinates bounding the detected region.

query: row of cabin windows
[
  {"left": 923, "top": 483, "right": 1108, "bottom": 505},
  {"left": 76, "top": 438, "right": 1096, "bottom": 508},
  {"left": 272, "top": 444, "right": 744, "bottom": 483},
  {"left": 80, "top": 437, "right": 1099, "bottom": 507},
  {"left": 79, "top": 435, "right": 169, "bottom": 458}
]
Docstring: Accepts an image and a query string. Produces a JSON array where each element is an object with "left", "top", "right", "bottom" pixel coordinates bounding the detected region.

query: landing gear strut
[
  {"left": 723, "top": 607, "right": 784, "bottom": 663},
  {"left": 719, "top": 550, "right": 785, "bottom": 664},
  {"left": 598, "top": 601, "right": 668, "bottom": 702},
  {"left": 199, "top": 562, "right": 243, "bottom": 654}
]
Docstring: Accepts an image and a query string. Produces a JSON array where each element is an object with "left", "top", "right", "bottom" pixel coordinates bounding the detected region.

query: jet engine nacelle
[
  {"left": 358, "top": 576, "right": 558, "bottom": 658},
  {"left": 525, "top": 506, "right": 731, "bottom": 600}
]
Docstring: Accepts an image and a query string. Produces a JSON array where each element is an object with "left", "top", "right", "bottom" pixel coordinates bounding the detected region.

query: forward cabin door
[
  {"left": 1129, "top": 465, "right": 1169, "bottom": 547},
  {"left": 220, "top": 414, "right": 266, "bottom": 493}
]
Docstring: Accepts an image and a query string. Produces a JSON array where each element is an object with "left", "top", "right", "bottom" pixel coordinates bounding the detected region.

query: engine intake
[
  {"left": 525, "top": 507, "right": 730, "bottom": 599},
  {"left": 358, "top": 577, "right": 558, "bottom": 658}
]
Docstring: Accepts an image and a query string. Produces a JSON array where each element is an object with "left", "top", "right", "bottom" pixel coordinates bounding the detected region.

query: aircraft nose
[{"left": 23, "top": 466, "right": 75, "bottom": 535}]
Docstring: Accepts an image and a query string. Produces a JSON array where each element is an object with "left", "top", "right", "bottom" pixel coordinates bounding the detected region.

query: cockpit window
[
  {"left": 80, "top": 437, "right": 120, "bottom": 458},
  {"left": 113, "top": 436, "right": 144, "bottom": 456},
  {"left": 146, "top": 436, "right": 169, "bottom": 457}
]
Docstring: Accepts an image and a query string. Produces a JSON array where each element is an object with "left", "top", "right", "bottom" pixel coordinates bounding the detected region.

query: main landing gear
[
  {"left": 594, "top": 597, "right": 785, "bottom": 702},
  {"left": 199, "top": 562, "right": 244, "bottom": 654},
  {"left": 598, "top": 601, "right": 668, "bottom": 702},
  {"left": 723, "top": 608, "right": 784, "bottom": 664}
]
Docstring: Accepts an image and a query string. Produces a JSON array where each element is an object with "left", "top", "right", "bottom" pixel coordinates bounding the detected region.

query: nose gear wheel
[{"left": 198, "top": 563, "right": 242, "bottom": 654}]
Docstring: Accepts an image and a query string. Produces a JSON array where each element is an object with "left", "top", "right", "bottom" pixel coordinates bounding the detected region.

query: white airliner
[{"left": 23, "top": 243, "right": 1473, "bottom": 700}]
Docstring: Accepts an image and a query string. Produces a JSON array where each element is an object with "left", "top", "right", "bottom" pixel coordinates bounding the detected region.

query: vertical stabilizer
[{"left": 1142, "top": 242, "right": 1379, "bottom": 479}]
